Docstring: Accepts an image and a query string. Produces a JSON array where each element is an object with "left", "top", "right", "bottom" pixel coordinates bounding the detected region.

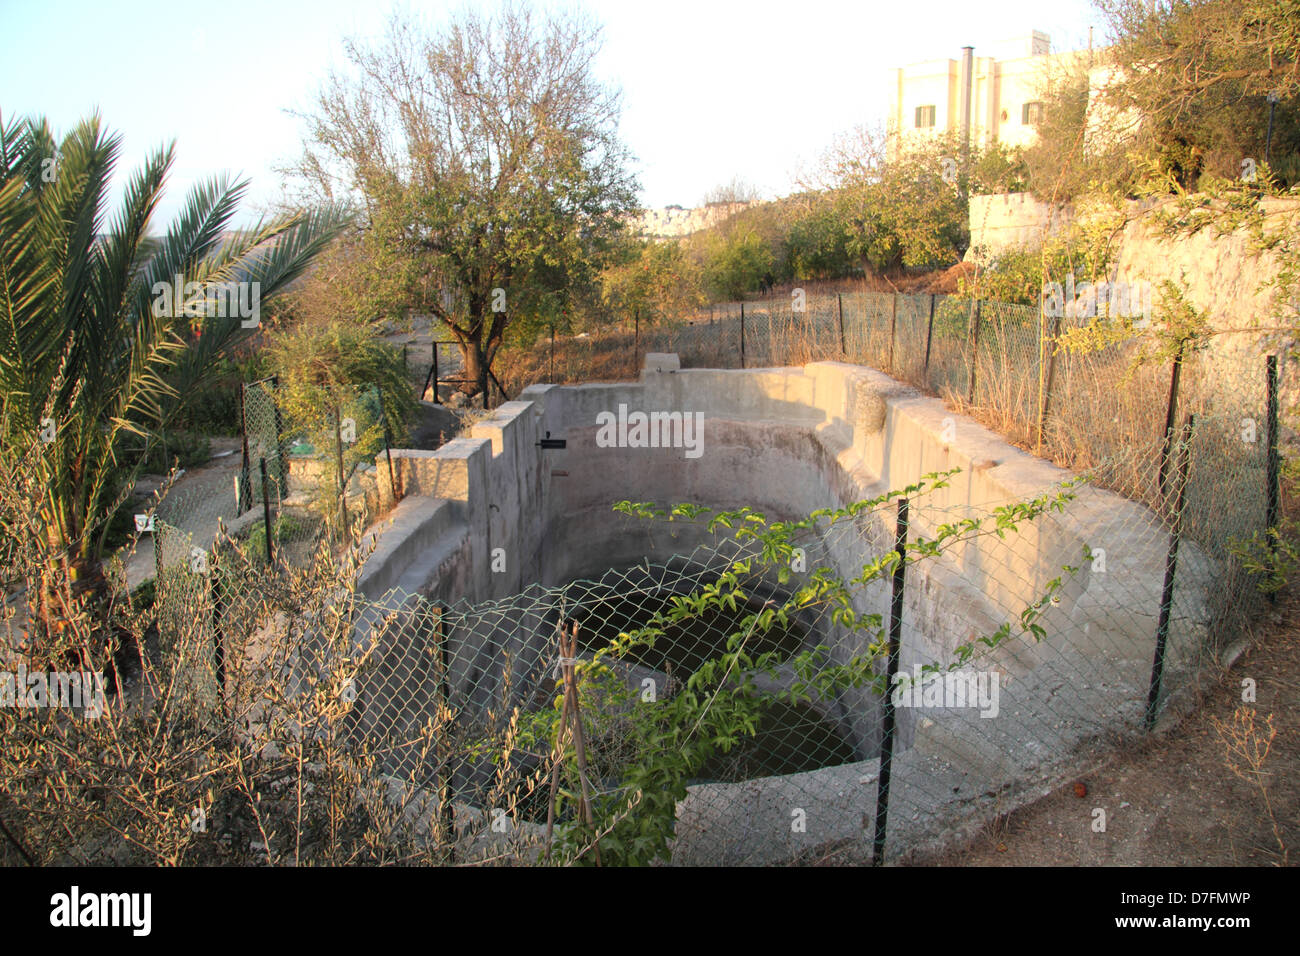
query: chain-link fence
[
  {"left": 515, "top": 292, "right": 1278, "bottom": 517},
  {"left": 136, "top": 290, "right": 1285, "bottom": 865},
  {"left": 149, "top": 379, "right": 407, "bottom": 647},
  {"left": 150, "top": 397, "right": 1272, "bottom": 864}
]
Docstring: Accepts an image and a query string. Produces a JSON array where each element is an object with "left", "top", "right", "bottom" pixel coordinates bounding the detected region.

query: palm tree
[{"left": 0, "top": 111, "right": 349, "bottom": 663}]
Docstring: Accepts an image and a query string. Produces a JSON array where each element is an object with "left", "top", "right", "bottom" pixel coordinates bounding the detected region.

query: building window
[
  {"left": 1022, "top": 101, "right": 1044, "bottom": 125},
  {"left": 914, "top": 105, "right": 936, "bottom": 128}
]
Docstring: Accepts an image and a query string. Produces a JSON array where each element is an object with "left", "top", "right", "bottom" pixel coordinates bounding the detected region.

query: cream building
[{"left": 887, "top": 31, "right": 1102, "bottom": 155}]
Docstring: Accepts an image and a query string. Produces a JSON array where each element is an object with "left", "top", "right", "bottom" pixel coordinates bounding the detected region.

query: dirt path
[
  {"left": 115, "top": 398, "right": 464, "bottom": 591},
  {"left": 117, "top": 436, "right": 246, "bottom": 590},
  {"left": 906, "top": 597, "right": 1299, "bottom": 867}
]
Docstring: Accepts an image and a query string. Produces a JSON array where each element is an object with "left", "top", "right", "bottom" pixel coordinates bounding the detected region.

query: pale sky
[{"left": 0, "top": 0, "right": 1102, "bottom": 228}]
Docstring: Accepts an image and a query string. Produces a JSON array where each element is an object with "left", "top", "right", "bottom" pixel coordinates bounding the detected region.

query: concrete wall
[
  {"left": 358, "top": 353, "right": 1208, "bottom": 675},
  {"left": 352, "top": 355, "right": 1214, "bottom": 861},
  {"left": 967, "top": 192, "right": 1300, "bottom": 369},
  {"left": 968, "top": 191, "right": 1072, "bottom": 256}
]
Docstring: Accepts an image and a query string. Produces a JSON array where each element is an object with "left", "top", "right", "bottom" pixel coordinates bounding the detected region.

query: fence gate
[{"left": 239, "top": 377, "right": 285, "bottom": 515}]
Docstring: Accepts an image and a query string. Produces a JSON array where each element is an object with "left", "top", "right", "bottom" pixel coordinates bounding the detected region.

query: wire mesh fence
[
  {"left": 515, "top": 291, "right": 1277, "bottom": 519},
  {"left": 149, "top": 397, "right": 1272, "bottom": 864},
  {"left": 139, "top": 378, "right": 408, "bottom": 589},
  {"left": 131, "top": 287, "right": 1285, "bottom": 865}
]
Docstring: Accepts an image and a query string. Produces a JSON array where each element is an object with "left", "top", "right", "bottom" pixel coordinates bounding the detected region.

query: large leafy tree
[
  {"left": 289, "top": 3, "right": 639, "bottom": 398},
  {"left": 600, "top": 237, "right": 705, "bottom": 325},
  {"left": 1093, "top": 0, "right": 1300, "bottom": 186},
  {"left": 0, "top": 112, "right": 347, "bottom": 654}
]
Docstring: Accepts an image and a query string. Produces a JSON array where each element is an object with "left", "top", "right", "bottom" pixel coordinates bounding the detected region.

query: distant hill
[{"left": 633, "top": 201, "right": 755, "bottom": 239}]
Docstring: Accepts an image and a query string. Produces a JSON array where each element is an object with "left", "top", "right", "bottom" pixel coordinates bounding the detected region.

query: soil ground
[{"left": 900, "top": 594, "right": 1299, "bottom": 867}]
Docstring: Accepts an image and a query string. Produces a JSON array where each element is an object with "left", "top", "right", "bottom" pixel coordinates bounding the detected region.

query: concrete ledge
[
  {"left": 352, "top": 355, "right": 1218, "bottom": 864},
  {"left": 357, "top": 495, "right": 461, "bottom": 601}
]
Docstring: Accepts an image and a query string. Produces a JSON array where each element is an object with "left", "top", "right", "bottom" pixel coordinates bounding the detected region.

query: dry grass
[
  {"left": 496, "top": 293, "right": 1265, "bottom": 526},
  {"left": 0, "top": 423, "right": 594, "bottom": 867}
]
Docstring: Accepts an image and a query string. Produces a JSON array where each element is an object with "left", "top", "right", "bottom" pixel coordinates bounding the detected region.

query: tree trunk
[{"left": 458, "top": 340, "right": 490, "bottom": 402}]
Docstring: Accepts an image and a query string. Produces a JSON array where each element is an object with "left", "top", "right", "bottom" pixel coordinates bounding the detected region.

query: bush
[
  {"left": 240, "top": 513, "right": 310, "bottom": 565},
  {"left": 265, "top": 319, "right": 416, "bottom": 448},
  {"left": 173, "top": 353, "right": 270, "bottom": 437}
]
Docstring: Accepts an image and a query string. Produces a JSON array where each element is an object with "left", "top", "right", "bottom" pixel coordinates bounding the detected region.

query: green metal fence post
[
  {"left": 966, "top": 299, "right": 982, "bottom": 404},
  {"left": 1146, "top": 414, "right": 1195, "bottom": 729},
  {"left": 873, "top": 496, "right": 909, "bottom": 865},
  {"left": 923, "top": 293, "right": 936, "bottom": 382}
]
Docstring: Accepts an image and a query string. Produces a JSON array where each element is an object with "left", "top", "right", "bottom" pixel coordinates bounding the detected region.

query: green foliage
[
  {"left": 965, "top": 199, "right": 1126, "bottom": 305},
  {"left": 599, "top": 237, "right": 706, "bottom": 324},
  {"left": 697, "top": 228, "right": 775, "bottom": 300},
  {"left": 1021, "top": 59, "right": 1116, "bottom": 203},
  {"left": 173, "top": 352, "right": 270, "bottom": 436},
  {"left": 1066, "top": 0, "right": 1300, "bottom": 197},
  {"left": 785, "top": 195, "right": 857, "bottom": 280},
  {"left": 120, "top": 429, "right": 212, "bottom": 475},
  {"left": 836, "top": 140, "right": 969, "bottom": 272},
  {"left": 1105, "top": 152, "right": 1300, "bottom": 600},
  {"left": 290, "top": 5, "right": 639, "bottom": 396},
  {"left": 0, "top": 110, "right": 346, "bottom": 623},
  {"left": 241, "top": 513, "right": 309, "bottom": 565},
  {"left": 1055, "top": 279, "right": 1213, "bottom": 367},
  {"left": 535, "top": 471, "right": 1086, "bottom": 865},
  {"left": 265, "top": 318, "right": 416, "bottom": 459}
]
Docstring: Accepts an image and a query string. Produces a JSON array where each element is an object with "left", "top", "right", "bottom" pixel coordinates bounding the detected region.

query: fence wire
[
  {"left": 152, "top": 401, "right": 1271, "bottom": 864},
  {"left": 142, "top": 293, "right": 1279, "bottom": 865},
  {"left": 531, "top": 292, "right": 1275, "bottom": 516}
]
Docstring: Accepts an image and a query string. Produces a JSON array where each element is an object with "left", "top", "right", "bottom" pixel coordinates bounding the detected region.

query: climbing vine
[{"left": 533, "top": 469, "right": 1087, "bottom": 865}]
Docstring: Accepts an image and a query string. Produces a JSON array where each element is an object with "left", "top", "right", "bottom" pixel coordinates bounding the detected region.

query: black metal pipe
[
  {"left": 1146, "top": 414, "right": 1195, "bottom": 729},
  {"left": 837, "top": 293, "right": 846, "bottom": 357},
  {"left": 923, "top": 293, "right": 936, "bottom": 381},
  {"left": 740, "top": 302, "right": 746, "bottom": 369},
  {"left": 1266, "top": 94, "right": 1278, "bottom": 166},
  {"left": 1037, "top": 310, "right": 1062, "bottom": 450},
  {"left": 335, "top": 401, "right": 347, "bottom": 534},
  {"left": 383, "top": 418, "right": 399, "bottom": 506},
  {"left": 966, "top": 300, "right": 982, "bottom": 404},
  {"left": 259, "top": 457, "right": 274, "bottom": 567},
  {"left": 1157, "top": 341, "right": 1185, "bottom": 502},
  {"left": 888, "top": 294, "right": 899, "bottom": 373},
  {"left": 237, "top": 383, "right": 251, "bottom": 515},
  {"left": 1267, "top": 354, "right": 1280, "bottom": 596},
  {"left": 873, "top": 496, "right": 909, "bottom": 865}
]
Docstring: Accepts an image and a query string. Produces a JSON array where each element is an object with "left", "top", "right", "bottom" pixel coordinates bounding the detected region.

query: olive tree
[{"left": 290, "top": 3, "right": 639, "bottom": 398}]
